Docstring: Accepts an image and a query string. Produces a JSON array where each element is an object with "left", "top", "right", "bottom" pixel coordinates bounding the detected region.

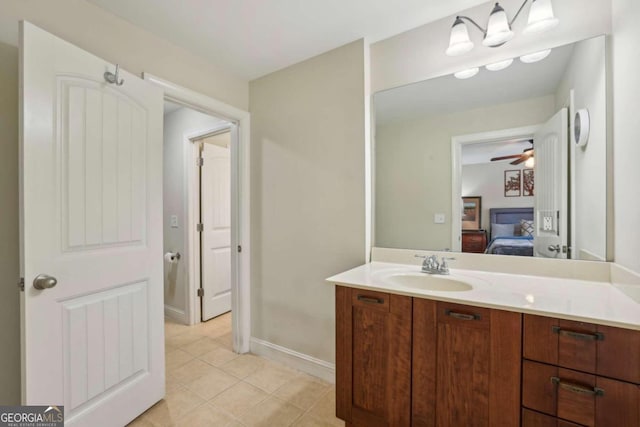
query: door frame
[
  {"left": 450, "top": 125, "right": 540, "bottom": 252},
  {"left": 143, "top": 73, "right": 251, "bottom": 353},
  {"left": 186, "top": 124, "right": 232, "bottom": 325}
]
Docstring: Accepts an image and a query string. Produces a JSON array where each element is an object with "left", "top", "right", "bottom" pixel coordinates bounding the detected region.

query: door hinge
[
  {"left": 197, "top": 157, "right": 204, "bottom": 167},
  {"left": 197, "top": 223, "right": 204, "bottom": 232},
  {"left": 197, "top": 288, "right": 204, "bottom": 297},
  {"left": 237, "top": 245, "right": 242, "bottom": 253},
  {"left": 18, "top": 277, "right": 24, "bottom": 292}
]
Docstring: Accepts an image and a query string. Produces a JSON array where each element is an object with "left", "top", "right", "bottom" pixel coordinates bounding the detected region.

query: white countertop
[{"left": 327, "top": 261, "right": 640, "bottom": 331}]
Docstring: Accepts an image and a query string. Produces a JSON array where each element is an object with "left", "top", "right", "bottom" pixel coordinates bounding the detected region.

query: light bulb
[
  {"left": 525, "top": 157, "right": 535, "bottom": 168},
  {"left": 524, "top": 0, "right": 559, "bottom": 35},
  {"left": 454, "top": 67, "right": 480, "bottom": 79},
  {"left": 520, "top": 49, "right": 552, "bottom": 63},
  {"left": 446, "top": 17, "right": 474, "bottom": 56},
  {"left": 483, "top": 3, "right": 514, "bottom": 47},
  {"left": 485, "top": 58, "right": 514, "bottom": 71}
]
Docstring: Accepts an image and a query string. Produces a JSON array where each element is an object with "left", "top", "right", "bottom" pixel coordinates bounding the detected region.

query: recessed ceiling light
[
  {"left": 520, "top": 49, "right": 552, "bottom": 64},
  {"left": 454, "top": 67, "right": 480, "bottom": 79},
  {"left": 485, "top": 58, "right": 514, "bottom": 71}
]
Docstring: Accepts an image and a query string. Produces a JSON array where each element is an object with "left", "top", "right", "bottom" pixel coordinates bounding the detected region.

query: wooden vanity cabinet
[
  {"left": 412, "top": 300, "right": 522, "bottom": 427},
  {"left": 522, "top": 314, "right": 640, "bottom": 427},
  {"left": 335, "top": 286, "right": 412, "bottom": 426}
]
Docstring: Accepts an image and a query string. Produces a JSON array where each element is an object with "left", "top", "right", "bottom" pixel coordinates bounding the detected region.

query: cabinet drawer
[
  {"left": 523, "top": 360, "right": 640, "bottom": 427},
  {"left": 522, "top": 409, "right": 583, "bottom": 427},
  {"left": 523, "top": 315, "right": 640, "bottom": 383}
]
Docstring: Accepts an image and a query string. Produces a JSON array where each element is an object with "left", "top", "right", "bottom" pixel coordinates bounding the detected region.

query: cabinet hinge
[
  {"left": 197, "top": 288, "right": 204, "bottom": 297},
  {"left": 197, "top": 223, "right": 204, "bottom": 232},
  {"left": 237, "top": 245, "right": 242, "bottom": 253},
  {"left": 18, "top": 277, "right": 24, "bottom": 292},
  {"left": 197, "top": 157, "right": 204, "bottom": 167}
]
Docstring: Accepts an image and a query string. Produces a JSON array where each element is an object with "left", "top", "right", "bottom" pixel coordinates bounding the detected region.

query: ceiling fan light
[
  {"left": 524, "top": 0, "right": 559, "bottom": 35},
  {"left": 520, "top": 49, "right": 552, "bottom": 63},
  {"left": 454, "top": 67, "right": 480, "bottom": 79},
  {"left": 446, "top": 17, "right": 475, "bottom": 56},
  {"left": 485, "top": 58, "right": 514, "bottom": 71},
  {"left": 483, "top": 3, "right": 514, "bottom": 47},
  {"left": 525, "top": 156, "right": 535, "bottom": 168}
]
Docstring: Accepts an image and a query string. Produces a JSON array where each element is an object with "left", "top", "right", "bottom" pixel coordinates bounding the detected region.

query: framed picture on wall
[
  {"left": 523, "top": 169, "right": 534, "bottom": 196},
  {"left": 462, "top": 196, "right": 482, "bottom": 230},
  {"left": 504, "top": 170, "right": 521, "bottom": 197}
]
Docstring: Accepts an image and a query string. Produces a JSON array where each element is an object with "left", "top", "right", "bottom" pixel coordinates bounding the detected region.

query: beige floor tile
[
  {"left": 209, "top": 381, "right": 269, "bottom": 418},
  {"left": 292, "top": 413, "right": 345, "bottom": 427},
  {"left": 174, "top": 403, "right": 236, "bottom": 427},
  {"left": 184, "top": 367, "right": 239, "bottom": 400},
  {"left": 142, "top": 386, "right": 205, "bottom": 427},
  {"left": 164, "top": 320, "right": 191, "bottom": 338},
  {"left": 199, "top": 346, "right": 238, "bottom": 367},
  {"left": 215, "top": 332, "right": 234, "bottom": 349},
  {"left": 171, "top": 359, "right": 220, "bottom": 384},
  {"left": 244, "top": 362, "right": 299, "bottom": 393},
  {"left": 274, "top": 374, "right": 330, "bottom": 410},
  {"left": 166, "top": 332, "right": 203, "bottom": 350},
  {"left": 307, "top": 388, "right": 342, "bottom": 426},
  {"left": 238, "top": 396, "right": 303, "bottom": 427},
  {"left": 165, "top": 349, "right": 195, "bottom": 372},
  {"left": 220, "top": 354, "right": 265, "bottom": 379},
  {"left": 165, "top": 372, "right": 184, "bottom": 393},
  {"left": 182, "top": 337, "right": 222, "bottom": 357}
]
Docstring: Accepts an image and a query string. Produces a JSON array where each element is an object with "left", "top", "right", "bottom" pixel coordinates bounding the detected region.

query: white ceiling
[
  {"left": 85, "top": 0, "right": 489, "bottom": 80},
  {"left": 375, "top": 43, "right": 575, "bottom": 125},
  {"left": 462, "top": 139, "right": 533, "bottom": 165}
]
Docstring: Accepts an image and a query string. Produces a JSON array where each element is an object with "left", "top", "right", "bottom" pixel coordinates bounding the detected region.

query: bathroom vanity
[{"left": 329, "top": 251, "right": 640, "bottom": 427}]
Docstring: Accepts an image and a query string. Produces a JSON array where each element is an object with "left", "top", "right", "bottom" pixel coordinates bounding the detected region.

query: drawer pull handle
[
  {"left": 445, "top": 310, "right": 480, "bottom": 321},
  {"left": 550, "top": 377, "right": 605, "bottom": 397},
  {"left": 552, "top": 326, "right": 604, "bottom": 341},
  {"left": 357, "top": 295, "right": 384, "bottom": 304}
]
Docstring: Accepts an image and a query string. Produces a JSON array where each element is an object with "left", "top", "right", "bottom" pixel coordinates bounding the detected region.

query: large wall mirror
[{"left": 374, "top": 35, "right": 608, "bottom": 261}]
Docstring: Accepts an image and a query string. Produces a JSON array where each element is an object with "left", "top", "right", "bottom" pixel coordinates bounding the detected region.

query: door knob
[
  {"left": 33, "top": 274, "right": 57, "bottom": 290},
  {"left": 547, "top": 244, "right": 561, "bottom": 252}
]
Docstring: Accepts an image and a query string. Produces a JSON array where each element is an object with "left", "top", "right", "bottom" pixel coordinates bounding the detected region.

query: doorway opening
[{"left": 162, "top": 100, "right": 234, "bottom": 329}]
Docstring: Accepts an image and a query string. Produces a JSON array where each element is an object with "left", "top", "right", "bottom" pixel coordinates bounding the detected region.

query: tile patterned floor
[{"left": 128, "top": 313, "right": 344, "bottom": 427}]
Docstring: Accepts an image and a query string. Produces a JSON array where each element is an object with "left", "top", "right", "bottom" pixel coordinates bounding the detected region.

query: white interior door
[
  {"left": 20, "top": 22, "right": 164, "bottom": 426},
  {"left": 533, "top": 108, "right": 569, "bottom": 258},
  {"left": 201, "top": 133, "right": 232, "bottom": 320}
]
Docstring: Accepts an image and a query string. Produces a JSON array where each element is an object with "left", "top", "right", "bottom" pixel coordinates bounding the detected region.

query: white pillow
[{"left": 491, "top": 223, "right": 518, "bottom": 240}]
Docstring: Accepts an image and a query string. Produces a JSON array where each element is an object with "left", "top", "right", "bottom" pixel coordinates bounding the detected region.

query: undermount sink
[{"left": 382, "top": 272, "right": 473, "bottom": 292}]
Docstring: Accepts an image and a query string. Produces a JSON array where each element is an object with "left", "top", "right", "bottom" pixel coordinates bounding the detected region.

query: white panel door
[
  {"left": 533, "top": 108, "right": 569, "bottom": 258},
  {"left": 201, "top": 137, "right": 232, "bottom": 321},
  {"left": 20, "top": 22, "right": 164, "bottom": 426}
]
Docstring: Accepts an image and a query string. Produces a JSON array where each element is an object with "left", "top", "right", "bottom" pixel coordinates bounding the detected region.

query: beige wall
[
  {"left": 375, "top": 95, "right": 555, "bottom": 251},
  {"left": 371, "top": 0, "right": 612, "bottom": 93},
  {"left": 0, "top": 0, "right": 248, "bottom": 110},
  {"left": 612, "top": 0, "right": 640, "bottom": 272},
  {"left": 249, "top": 40, "right": 366, "bottom": 363},
  {"left": 163, "top": 108, "right": 226, "bottom": 320},
  {"left": 0, "top": 41, "right": 20, "bottom": 404}
]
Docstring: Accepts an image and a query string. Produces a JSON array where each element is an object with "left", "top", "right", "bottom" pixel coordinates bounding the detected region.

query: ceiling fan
[{"left": 490, "top": 139, "right": 534, "bottom": 165}]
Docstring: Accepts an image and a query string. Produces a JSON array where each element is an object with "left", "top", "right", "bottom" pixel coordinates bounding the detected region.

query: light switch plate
[
  {"left": 170, "top": 215, "right": 179, "bottom": 228},
  {"left": 434, "top": 213, "right": 446, "bottom": 224}
]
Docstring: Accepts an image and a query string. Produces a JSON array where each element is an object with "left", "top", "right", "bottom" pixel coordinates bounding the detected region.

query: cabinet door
[
  {"left": 413, "top": 301, "right": 522, "bottom": 427},
  {"left": 335, "top": 286, "right": 412, "bottom": 427}
]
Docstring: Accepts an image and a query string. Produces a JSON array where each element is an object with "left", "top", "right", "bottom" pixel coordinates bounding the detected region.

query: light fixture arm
[
  {"left": 456, "top": 15, "right": 487, "bottom": 36},
  {"left": 509, "top": 0, "right": 530, "bottom": 26}
]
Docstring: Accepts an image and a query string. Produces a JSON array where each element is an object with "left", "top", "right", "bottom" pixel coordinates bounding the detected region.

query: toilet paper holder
[{"left": 166, "top": 251, "right": 181, "bottom": 262}]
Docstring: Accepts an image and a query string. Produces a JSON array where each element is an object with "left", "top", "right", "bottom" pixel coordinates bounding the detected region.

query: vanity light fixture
[
  {"left": 485, "top": 58, "right": 514, "bottom": 71},
  {"left": 520, "top": 49, "right": 552, "bottom": 63},
  {"left": 454, "top": 67, "right": 480, "bottom": 79},
  {"left": 445, "top": 0, "right": 559, "bottom": 57}
]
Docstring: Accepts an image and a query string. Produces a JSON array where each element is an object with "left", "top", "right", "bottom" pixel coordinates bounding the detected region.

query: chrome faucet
[{"left": 415, "top": 255, "right": 456, "bottom": 275}]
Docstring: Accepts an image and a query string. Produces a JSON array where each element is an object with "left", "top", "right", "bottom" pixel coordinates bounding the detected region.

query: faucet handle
[{"left": 440, "top": 257, "right": 456, "bottom": 270}]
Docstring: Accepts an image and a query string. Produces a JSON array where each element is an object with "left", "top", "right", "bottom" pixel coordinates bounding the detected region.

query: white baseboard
[
  {"left": 164, "top": 305, "right": 187, "bottom": 324},
  {"left": 250, "top": 337, "right": 335, "bottom": 384}
]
